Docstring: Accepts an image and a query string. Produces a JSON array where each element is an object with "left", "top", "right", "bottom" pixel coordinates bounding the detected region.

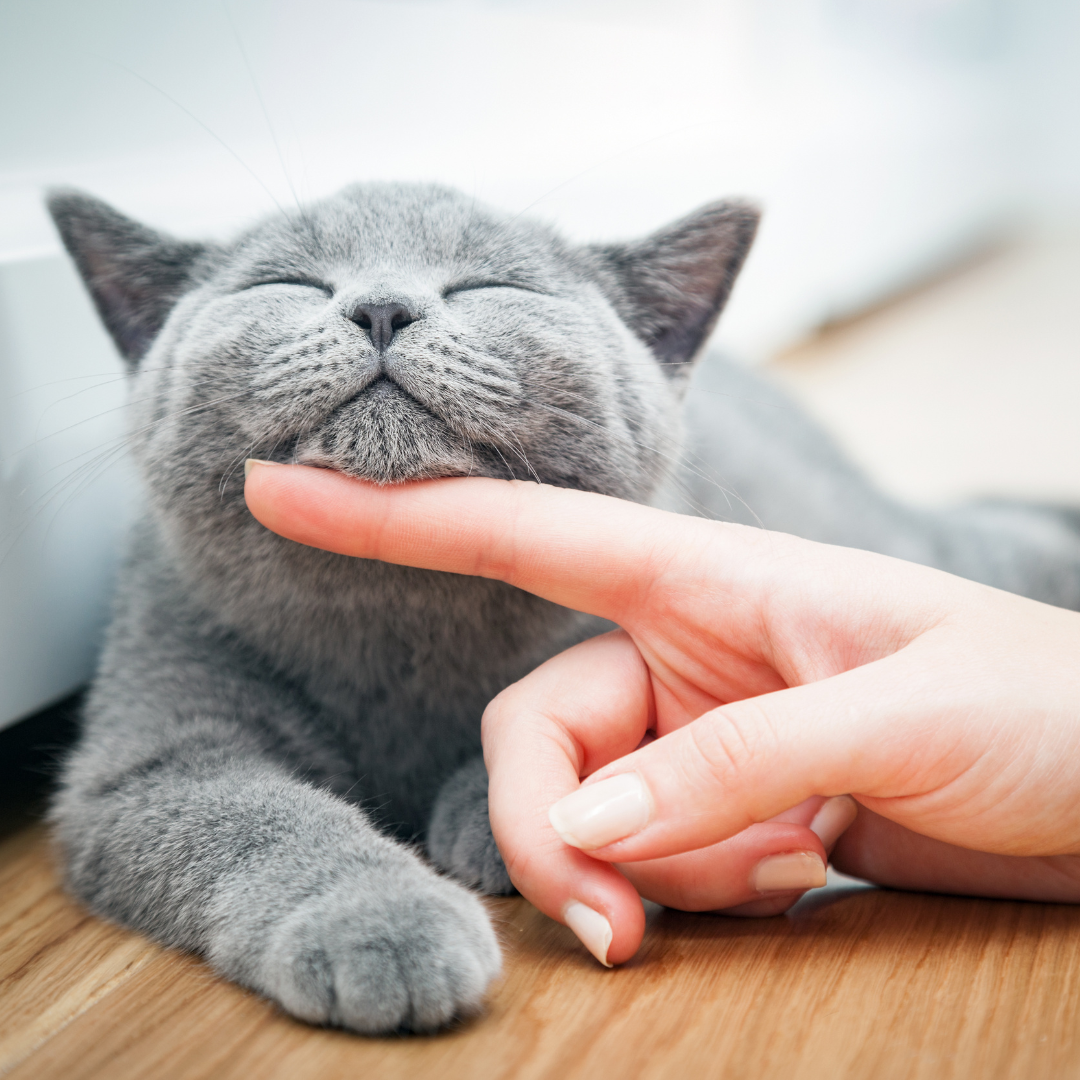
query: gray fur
[
  {"left": 428, "top": 757, "right": 514, "bottom": 895},
  {"left": 46, "top": 182, "right": 1080, "bottom": 1034}
]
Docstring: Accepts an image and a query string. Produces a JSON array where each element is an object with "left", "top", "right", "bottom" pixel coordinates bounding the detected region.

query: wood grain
[{"left": 3, "top": 820, "right": 1080, "bottom": 1080}]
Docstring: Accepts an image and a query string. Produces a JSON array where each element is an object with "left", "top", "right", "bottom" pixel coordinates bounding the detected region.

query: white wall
[{"left": 1, "top": 0, "right": 1077, "bottom": 728}]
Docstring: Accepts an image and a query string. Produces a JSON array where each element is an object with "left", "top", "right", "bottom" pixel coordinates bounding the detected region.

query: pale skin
[{"left": 244, "top": 462, "right": 1080, "bottom": 966}]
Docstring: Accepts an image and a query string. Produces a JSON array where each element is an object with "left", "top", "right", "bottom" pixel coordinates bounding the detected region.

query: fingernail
[
  {"left": 809, "top": 795, "right": 858, "bottom": 850},
  {"left": 244, "top": 458, "right": 276, "bottom": 478},
  {"left": 751, "top": 852, "right": 827, "bottom": 893},
  {"left": 548, "top": 773, "right": 652, "bottom": 851},
  {"left": 563, "top": 901, "right": 613, "bottom": 967}
]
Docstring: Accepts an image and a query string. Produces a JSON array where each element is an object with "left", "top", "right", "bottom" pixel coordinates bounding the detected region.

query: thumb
[{"left": 546, "top": 645, "right": 942, "bottom": 864}]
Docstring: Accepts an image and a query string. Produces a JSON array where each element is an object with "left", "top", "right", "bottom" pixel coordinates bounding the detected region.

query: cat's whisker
[
  {"left": 488, "top": 443, "right": 518, "bottom": 481},
  {"left": 4, "top": 382, "right": 253, "bottom": 466},
  {"left": 504, "top": 431, "right": 542, "bottom": 485},
  {"left": 0, "top": 436, "right": 133, "bottom": 564},
  {"left": 104, "top": 58, "right": 287, "bottom": 217},
  {"left": 9, "top": 367, "right": 141, "bottom": 400},
  {"left": 221, "top": 0, "right": 304, "bottom": 218},
  {"left": 23, "top": 365, "right": 185, "bottom": 443},
  {"left": 2, "top": 388, "right": 261, "bottom": 562},
  {"left": 220, "top": 438, "right": 261, "bottom": 498}
]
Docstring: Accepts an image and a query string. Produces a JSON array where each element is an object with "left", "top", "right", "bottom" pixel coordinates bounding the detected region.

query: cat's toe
[{"left": 257, "top": 869, "right": 501, "bottom": 1034}]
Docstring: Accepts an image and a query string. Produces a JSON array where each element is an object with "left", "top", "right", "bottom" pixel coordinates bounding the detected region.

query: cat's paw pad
[{"left": 256, "top": 870, "right": 501, "bottom": 1034}]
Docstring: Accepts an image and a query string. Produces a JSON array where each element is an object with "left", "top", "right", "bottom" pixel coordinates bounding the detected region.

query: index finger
[{"left": 244, "top": 461, "right": 728, "bottom": 626}]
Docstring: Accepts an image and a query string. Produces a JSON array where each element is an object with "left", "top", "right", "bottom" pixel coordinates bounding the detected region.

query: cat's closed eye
[
  {"left": 442, "top": 280, "right": 544, "bottom": 299},
  {"left": 245, "top": 278, "right": 334, "bottom": 297}
]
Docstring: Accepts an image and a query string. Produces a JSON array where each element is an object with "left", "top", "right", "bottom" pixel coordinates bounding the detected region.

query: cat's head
[{"left": 48, "top": 182, "right": 757, "bottom": 518}]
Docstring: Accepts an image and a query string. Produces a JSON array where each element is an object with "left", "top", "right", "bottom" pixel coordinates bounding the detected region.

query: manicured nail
[
  {"left": 751, "top": 852, "right": 827, "bottom": 893},
  {"left": 244, "top": 458, "right": 276, "bottom": 478},
  {"left": 809, "top": 795, "right": 858, "bottom": 850},
  {"left": 548, "top": 773, "right": 652, "bottom": 851},
  {"left": 563, "top": 901, "right": 613, "bottom": 967}
]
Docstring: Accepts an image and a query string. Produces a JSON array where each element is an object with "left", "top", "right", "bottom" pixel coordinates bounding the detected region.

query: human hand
[{"left": 244, "top": 463, "right": 1080, "bottom": 965}]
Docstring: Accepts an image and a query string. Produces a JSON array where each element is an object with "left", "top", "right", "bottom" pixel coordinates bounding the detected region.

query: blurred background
[{"left": 1, "top": 0, "right": 1079, "bottom": 733}]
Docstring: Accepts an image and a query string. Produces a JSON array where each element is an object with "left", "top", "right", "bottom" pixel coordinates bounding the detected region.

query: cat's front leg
[
  {"left": 54, "top": 722, "right": 500, "bottom": 1033},
  {"left": 428, "top": 756, "right": 515, "bottom": 895}
]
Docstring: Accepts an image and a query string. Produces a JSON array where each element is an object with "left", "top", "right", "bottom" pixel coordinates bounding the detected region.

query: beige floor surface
[{"left": 769, "top": 232, "right": 1080, "bottom": 506}]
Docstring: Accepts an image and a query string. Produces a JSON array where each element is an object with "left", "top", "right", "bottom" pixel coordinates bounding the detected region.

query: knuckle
[{"left": 687, "top": 701, "right": 778, "bottom": 790}]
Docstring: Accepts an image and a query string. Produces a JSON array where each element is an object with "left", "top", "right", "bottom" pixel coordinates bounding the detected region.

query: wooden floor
[{"left": 4, "top": 818, "right": 1080, "bottom": 1080}]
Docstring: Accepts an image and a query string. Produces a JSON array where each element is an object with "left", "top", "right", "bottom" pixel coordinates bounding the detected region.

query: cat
[{"left": 46, "top": 182, "right": 1080, "bottom": 1035}]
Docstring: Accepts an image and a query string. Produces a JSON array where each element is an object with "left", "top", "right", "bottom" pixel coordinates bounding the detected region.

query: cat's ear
[
  {"left": 586, "top": 200, "right": 759, "bottom": 376},
  {"left": 47, "top": 190, "right": 212, "bottom": 366}
]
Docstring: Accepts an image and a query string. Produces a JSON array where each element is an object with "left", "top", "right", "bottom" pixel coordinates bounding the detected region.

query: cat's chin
[
  {"left": 291, "top": 378, "right": 483, "bottom": 485},
  {"left": 293, "top": 453, "right": 475, "bottom": 486},
  {"left": 290, "top": 443, "right": 480, "bottom": 485}
]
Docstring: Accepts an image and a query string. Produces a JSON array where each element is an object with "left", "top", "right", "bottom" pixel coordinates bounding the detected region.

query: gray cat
[{"left": 46, "top": 182, "right": 1080, "bottom": 1035}]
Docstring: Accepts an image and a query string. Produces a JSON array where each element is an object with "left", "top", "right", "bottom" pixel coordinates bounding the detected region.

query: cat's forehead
[{"left": 229, "top": 183, "right": 570, "bottom": 283}]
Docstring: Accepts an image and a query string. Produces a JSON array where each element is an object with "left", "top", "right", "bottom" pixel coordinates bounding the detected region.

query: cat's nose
[{"left": 348, "top": 302, "right": 415, "bottom": 351}]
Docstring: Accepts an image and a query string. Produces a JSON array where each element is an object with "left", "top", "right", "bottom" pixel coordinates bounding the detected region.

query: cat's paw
[
  {"left": 428, "top": 758, "right": 515, "bottom": 895},
  {"left": 249, "top": 866, "right": 501, "bottom": 1034}
]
